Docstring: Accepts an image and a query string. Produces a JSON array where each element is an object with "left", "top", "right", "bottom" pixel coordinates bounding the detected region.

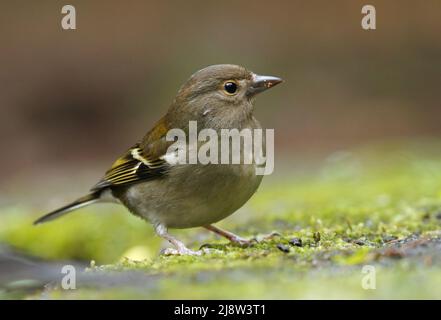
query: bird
[{"left": 34, "top": 64, "right": 283, "bottom": 255}]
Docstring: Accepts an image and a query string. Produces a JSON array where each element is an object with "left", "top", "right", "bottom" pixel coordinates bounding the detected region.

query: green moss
[{"left": 2, "top": 141, "right": 441, "bottom": 299}]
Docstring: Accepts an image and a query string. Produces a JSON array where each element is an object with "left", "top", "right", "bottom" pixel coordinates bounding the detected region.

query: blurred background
[
  {"left": 1, "top": 0, "right": 441, "bottom": 298},
  {"left": 1, "top": 0, "right": 440, "bottom": 203}
]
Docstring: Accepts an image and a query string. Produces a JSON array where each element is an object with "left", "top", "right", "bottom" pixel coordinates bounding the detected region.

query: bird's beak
[{"left": 247, "top": 73, "right": 283, "bottom": 96}]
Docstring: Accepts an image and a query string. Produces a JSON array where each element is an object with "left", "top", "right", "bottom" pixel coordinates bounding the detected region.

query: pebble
[
  {"left": 277, "top": 244, "right": 290, "bottom": 253},
  {"left": 289, "top": 237, "right": 303, "bottom": 247}
]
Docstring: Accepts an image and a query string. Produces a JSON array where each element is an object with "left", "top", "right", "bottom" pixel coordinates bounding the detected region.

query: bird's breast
[{"left": 119, "top": 162, "right": 263, "bottom": 229}]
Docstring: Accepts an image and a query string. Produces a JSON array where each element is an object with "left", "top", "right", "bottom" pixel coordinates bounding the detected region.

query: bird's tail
[{"left": 33, "top": 192, "right": 101, "bottom": 225}]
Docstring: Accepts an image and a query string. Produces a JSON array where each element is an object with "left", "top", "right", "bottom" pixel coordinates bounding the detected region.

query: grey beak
[{"left": 247, "top": 74, "right": 283, "bottom": 96}]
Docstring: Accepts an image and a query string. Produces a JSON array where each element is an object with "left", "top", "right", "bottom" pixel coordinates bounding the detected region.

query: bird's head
[{"left": 168, "top": 64, "right": 282, "bottom": 128}]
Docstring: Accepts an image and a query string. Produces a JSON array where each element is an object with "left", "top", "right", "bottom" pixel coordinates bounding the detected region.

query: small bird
[{"left": 34, "top": 64, "right": 282, "bottom": 255}]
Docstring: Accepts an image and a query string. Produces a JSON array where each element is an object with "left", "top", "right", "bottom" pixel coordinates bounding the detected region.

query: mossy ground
[{"left": 1, "top": 141, "right": 441, "bottom": 299}]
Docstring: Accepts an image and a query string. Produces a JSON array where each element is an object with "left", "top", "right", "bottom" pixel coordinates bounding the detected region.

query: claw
[
  {"left": 252, "top": 231, "right": 282, "bottom": 243},
  {"left": 161, "top": 247, "right": 203, "bottom": 256},
  {"left": 230, "top": 232, "right": 281, "bottom": 247},
  {"left": 161, "top": 247, "right": 220, "bottom": 256},
  {"left": 204, "top": 225, "right": 282, "bottom": 248},
  {"left": 229, "top": 236, "right": 257, "bottom": 247}
]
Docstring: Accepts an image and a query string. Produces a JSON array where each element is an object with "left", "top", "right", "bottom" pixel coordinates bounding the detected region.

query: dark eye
[{"left": 223, "top": 81, "right": 238, "bottom": 95}]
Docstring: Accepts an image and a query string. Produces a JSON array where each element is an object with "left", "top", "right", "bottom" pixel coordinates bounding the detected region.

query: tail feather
[{"left": 34, "top": 192, "right": 100, "bottom": 225}]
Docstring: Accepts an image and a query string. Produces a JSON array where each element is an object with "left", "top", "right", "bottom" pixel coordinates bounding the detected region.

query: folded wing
[{"left": 91, "top": 143, "right": 168, "bottom": 191}]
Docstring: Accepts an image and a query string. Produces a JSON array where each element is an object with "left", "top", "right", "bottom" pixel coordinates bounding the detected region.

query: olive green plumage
[{"left": 35, "top": 64, "right": 282, "bottom": 255}]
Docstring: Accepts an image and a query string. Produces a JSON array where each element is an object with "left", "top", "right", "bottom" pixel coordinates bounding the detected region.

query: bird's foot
[
  {"left": 252, "top": 231, "right": 282, "bottom": 243},
  {"left": 161, "top": 247, "right": 203, "bottom": 256},
  {"left": 230, "top": 231, "right": 282, "bottom": 247},
  {"left": 228, "top": 235, "right": 256, "bottom": 247},
  {"left": 156, "top": 224, "right": 213, "bottom": 256},
  {"left": 204, "top": 225, "right": 282, "bottom": 248}
]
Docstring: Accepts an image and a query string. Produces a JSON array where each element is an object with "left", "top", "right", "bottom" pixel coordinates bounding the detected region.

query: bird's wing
[
  {"left": 91, "top": 143, "right": 168, "bottom": 191},
  {"left": 91, "top": 116, "right": 176, "bottom": 191}
]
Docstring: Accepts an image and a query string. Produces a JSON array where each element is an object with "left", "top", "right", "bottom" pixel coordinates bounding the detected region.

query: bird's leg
[
  {"left": 204, "top": 225, "right": 255, "bottom": 247},
  {"left": 155, "top": 224, "right": 202, "bottom": 256},
  {"left": 204, "top": 225, "right": 282, "bottom": 247}
]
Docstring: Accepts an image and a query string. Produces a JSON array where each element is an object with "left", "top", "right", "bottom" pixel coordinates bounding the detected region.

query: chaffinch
[{"left": 34, "top": 64, "right": 282, "bottom": 255}]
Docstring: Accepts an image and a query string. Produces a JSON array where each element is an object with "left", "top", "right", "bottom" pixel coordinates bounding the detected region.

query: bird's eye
[{"left": 223, "top": 81, "right": 238, "bottom": 95}]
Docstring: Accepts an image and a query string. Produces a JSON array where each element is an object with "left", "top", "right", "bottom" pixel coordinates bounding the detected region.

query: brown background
[{"left": 1, "top": 1, "right": 440, "bottom": 202}]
